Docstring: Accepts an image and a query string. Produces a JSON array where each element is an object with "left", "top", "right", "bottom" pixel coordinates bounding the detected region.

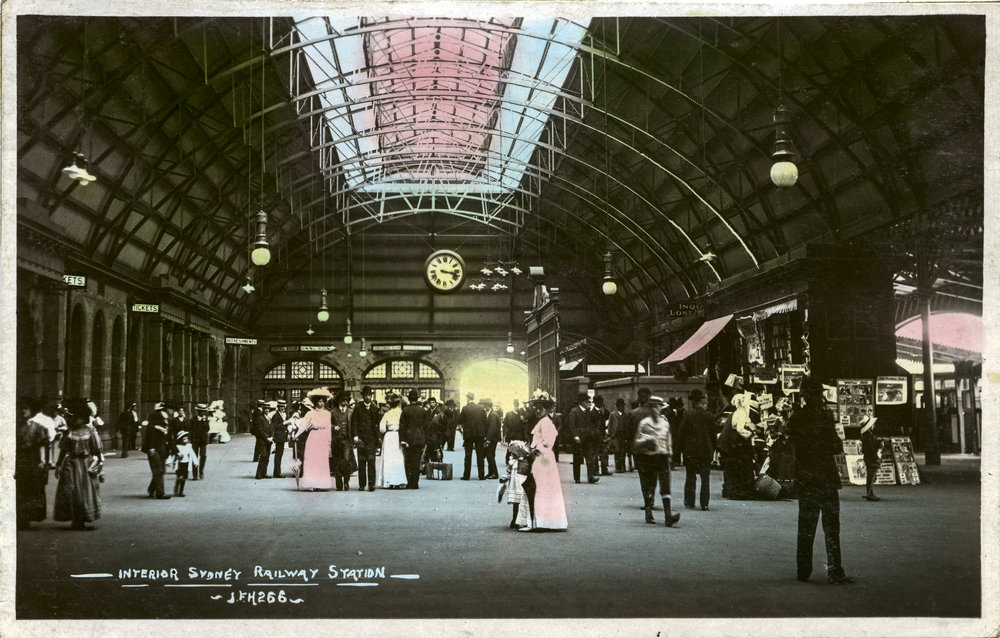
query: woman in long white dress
[
  {"left": 522, "top": 392, "right": 567, "bottom": 532},
  {"left": 378, "top": 393, "right": 407, "bottom": 488}
]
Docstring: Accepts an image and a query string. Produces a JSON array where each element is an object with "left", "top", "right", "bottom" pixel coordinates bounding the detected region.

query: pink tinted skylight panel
[{"left": 364, "top": 18, "right": 516, "bottom": 181}]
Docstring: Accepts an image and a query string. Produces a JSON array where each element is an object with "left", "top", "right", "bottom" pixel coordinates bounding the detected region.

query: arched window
[
  {"left": 362, "top": 358, "right": 444, "bottom": 404},
  {"left": 261, "top": 360, "right": 344, "bottom": 404}
]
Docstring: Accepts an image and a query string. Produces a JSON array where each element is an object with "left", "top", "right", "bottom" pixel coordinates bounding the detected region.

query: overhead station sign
[
  {"left": 371, "top": 344, "right": 434, "bottom": 353},
  {"left": 63, "top": 275, "right": 86, "bottom": 287},
  {"left": 270, "top": 345, "right": 336, "bottom": 352},
  {"left": 225, "top": 337, "right": 257, "bottom": 345},
  {"left": 131, "top": 303, "right": 160, "bottom": 313}
]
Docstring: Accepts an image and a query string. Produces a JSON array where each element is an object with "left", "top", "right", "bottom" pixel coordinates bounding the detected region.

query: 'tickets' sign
[{"left": 131, "top": 303, "right": 160, "bottom": 313}]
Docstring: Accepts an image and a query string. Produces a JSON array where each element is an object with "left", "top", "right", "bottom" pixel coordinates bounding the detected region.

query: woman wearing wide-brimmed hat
[
  {"left": 377, "top": 392, "right": 407, "bottom": 488},
  {"left": 293, "top": 388, "right": 334, "bottom": 490},
  {"left": 520, "top": 390, "right": 567, "bottom": 532},
  {"left": 53, "top": 398, "right": 104, "bottom": 529}
]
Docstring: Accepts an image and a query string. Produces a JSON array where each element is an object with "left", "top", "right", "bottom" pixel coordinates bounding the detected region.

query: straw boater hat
[
  {"left": 176, "top": 430, "right": 189, "bottom": 442},
  {"left": 859, "top": 415, "right": 878, "bottom": 434},
  {"left": 196, "top": 403, "right": 209, "bottom": 412}
]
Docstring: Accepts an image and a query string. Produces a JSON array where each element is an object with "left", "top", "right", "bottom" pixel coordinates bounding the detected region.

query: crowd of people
[{"left": 15, "top": 376, "right": 854, "bottom": 584}]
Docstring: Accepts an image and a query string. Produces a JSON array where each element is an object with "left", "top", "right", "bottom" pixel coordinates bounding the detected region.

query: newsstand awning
[{"left": 658, "top": 314, "right": 733, "bottom": 364}]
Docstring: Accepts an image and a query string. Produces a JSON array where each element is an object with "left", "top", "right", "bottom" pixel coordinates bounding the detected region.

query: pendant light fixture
[
  {"left": 770, "top": 19, "right": 798, "bottom": 188},
  {"left": 343, "top": 318, "right": 353, "bottom": 345},
  {"left": 316, "top": 288, "right": 329, "bottom": 322},
  {"left": 602, "top": 250, "right": 618, "bottom": 296},
  {"left": 505, "top": 331, "right": 515, "bottom": 355},
  {"left": 241, "top": 276, "right": 255, "bottom": 294},
  {"left": 250, "top": 209, "right": 271, "bottom": 265},
  {"left": 359, "top": 337, "right": 367, "bottom": 358}
]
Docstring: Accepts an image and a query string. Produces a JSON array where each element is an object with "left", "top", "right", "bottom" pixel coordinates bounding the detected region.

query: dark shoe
[
  {"left": 828, "top": 574, "right": 856, "bottom": 585},
  {"left": 509, "top": 521, "right": 519, "bottom": 529},
  {"left": 176, "top": 493, "right": 185, "bottom": 497},
  {"left": 701, "top": 506, "right": 710, "bottom": 511},
  {"left": 797, "top": 574, "right": 811, "bottom": 582},
  {"left": 368, "top": 486, "right": 375, "bottom": 492},
  {"left": 575, "top": 479, "right": 581, "bottom": 484},
  {"left": 588, "top": 478, "right": 600, "bottom": 484},
  {"left": 156, "top": 495, "right": 171, "bottom": 500},
  {"left": 460, "top": 476, "right": 470, "bottom": 481},
  {"left": 485, "top": 473, "right": 499, "bottom": 479},
  {"left": 479, "top": 476, "right": 486, "bottom": 481},
  {"left": 864, "top": 495, "right": 881, "bottom": 502},
  {"left": 684, "top": 503, "right": 696, "bottom": 510},
  {"left": 601, "top": 471, "right": 613, "bottom": 476},
  {"left": 645, "top": 509, "right": 656, "bottom": 524},
  {"left": 665, "top": 512, "right": 681, "bottom": 527}
]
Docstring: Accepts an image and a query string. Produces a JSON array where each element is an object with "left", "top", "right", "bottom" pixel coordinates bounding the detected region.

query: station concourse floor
[{"left": 13, "top": 433, "right": 984, "bottom": 629}]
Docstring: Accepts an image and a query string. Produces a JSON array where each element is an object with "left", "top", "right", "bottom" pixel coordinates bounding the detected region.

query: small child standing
[{"left": 173, "top": 431, "right": 198, "bottom": 498}]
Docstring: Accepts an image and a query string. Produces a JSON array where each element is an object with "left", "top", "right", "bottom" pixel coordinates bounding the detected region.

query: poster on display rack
[
  {"left": 891, "top": 437, "right": 921, "bottom": 485},
  {"left": 876, "top": 376, "right": 908, "bottom": 405},
  {"left": 780, "top": 364, "right": 808, "bottom": 393},
  {"left": 837, "top": 378, "right": 875, "bottom": 430}
]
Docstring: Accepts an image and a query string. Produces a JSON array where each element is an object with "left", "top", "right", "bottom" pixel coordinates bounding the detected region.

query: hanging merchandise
[
  {"left": 875, "top": 376, "right": 908, "bottom": 405},
  {"left": 779, "top": 363, "right": 807, "bottom": 393},
  {"left": 752, "top": 367, "right": 778, "bottom": 385}
]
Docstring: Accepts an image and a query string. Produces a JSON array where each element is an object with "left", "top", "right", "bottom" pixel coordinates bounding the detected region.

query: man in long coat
[
  {"left": 457, "top": 392, "right": 487, "bottom": 480},
  {"left": 399, "top": 389, "right": 428, "bottom": 489},
  {"left": 350, "top": 386, "right": 382, "bottom": 491}
]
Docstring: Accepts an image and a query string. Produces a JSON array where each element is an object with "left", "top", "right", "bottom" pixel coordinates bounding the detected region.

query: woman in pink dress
[
  {"left": 295, "top": 388, "right": 333, "bottom": 491},
  {"left": 521, "top": 391, "right": 567, "bottom": 532}
]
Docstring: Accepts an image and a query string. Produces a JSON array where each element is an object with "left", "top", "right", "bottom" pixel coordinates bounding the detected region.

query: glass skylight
[{"left": 293, "top": 16, "right": 587, "bottom": 197}]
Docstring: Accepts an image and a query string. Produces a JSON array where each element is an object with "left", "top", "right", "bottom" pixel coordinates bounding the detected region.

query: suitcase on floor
[
  {"left": 425, "top": 461, "right": 453, "bottom": 480},
  {"left": 755, "top": 474, "right": 781, "bottom": 500}
]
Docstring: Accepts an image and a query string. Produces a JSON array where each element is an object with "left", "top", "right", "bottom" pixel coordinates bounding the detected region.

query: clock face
[{"left": 424, "top": 250, "right": 466, "bottom": 293}]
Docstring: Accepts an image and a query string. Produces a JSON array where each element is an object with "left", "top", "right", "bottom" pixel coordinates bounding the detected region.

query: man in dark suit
[
  {"left": 567, "top": 392, "right": 600, "bottom": 484},
  {"left": 399, "top": 389, "right": 428, "bottom": 489},
  {"left": 442, "top": 399, "right": 458, "bottom": 451},
  {"left": 141, "top": 401, "right": 171, "bottom": 499},
  {"left": 253, "top": 401, "right": 275, "bottom": 479},
  {"left": 271, "top": 400, "right": 288, "bottom": 478},
  {"left": 788, "top": 376, "right": 853, "bottom": 585},
  {"left": 593, "top": 395, "right": 612, "bottom": 475},
  {"left": 676, "top": 389, "right": 715, "bottom": 511},
  {"left": 117, "top": 402, "right": 140, "bottom": 458},
  {"left": 457, "top": 391, "right": 487, "bottom": 480},
  {"left": 483, "top": 398, "right": 502, "bottom": 479},
  {"left": 190, "top": 404, "right": 211, "bottom": 479},
  {"left": 250, "top": 399, "right": 265, "bottom": 462},
  {"left": 350, "top": 386, "right": 382, "bottom": 492}
]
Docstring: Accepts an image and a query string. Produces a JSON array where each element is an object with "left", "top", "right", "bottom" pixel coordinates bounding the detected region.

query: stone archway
[{"left": 457, "top": 358, "right": 529, "bottom": 414}]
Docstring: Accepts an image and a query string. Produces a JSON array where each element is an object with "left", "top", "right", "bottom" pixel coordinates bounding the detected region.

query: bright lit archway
[{"left": 458, "top": 358, "right": 529, "bottom": 413}]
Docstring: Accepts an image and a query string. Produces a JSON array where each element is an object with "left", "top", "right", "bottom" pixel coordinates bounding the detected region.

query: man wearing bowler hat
[{"left": 457, "top": 391, "right": 487, "bottom": 480}]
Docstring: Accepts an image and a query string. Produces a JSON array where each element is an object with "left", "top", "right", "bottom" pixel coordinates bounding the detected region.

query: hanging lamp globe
[
  {"left": 317, "top": 289, "right": 330, "bottom": 323},
  {"left": 770, "top": 104, "right": 798, "bottom": 188},
  {"left": 250, "top": 210, "right": 271, "bottom": 266},
  {"left": 602, "top": 278, "right": 618, "bottom": 296},
  {"left": 343, "top": 318, "right": 353, "bottom": 345}
]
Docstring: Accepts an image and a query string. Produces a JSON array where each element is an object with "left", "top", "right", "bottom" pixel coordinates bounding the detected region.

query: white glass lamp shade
[
  {"left": 506, "top": 344, "right": 515, "bottom": 354},
  {"left": 602, "top": 279, "right": 618, "bottom": 296},
  {"left": 317, "top": 308, "right": 329, "bottom": 323},
  {"left": 770, "top": 161, "right": 798, "bottom": 188},
  {"left": 343, "top": 334, "right": 353, "bottom": 345},
  {"left": 251, "top": 245, "right": 271, "bottom": 266}
]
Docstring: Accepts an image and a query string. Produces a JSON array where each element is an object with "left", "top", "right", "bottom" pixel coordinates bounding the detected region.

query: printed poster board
[
  {"left": 837, "top": 378, "right": 874, "bottom": 430},
  {"left": 876, "top": 376, "right": 908, "bottom": 405},
  {"left": 891, "top": 437, "right": 921, "bottom": 485},
  {"left": 874, "top": 438, "right": 899, "bottom": 485},
  {"left": 752, "top": 367, "right": 777, "bottom": 385}
]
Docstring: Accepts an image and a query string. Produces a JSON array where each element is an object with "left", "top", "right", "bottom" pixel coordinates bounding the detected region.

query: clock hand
[{"left": 440, "top": 269, "right": 460, "bottom": 277}]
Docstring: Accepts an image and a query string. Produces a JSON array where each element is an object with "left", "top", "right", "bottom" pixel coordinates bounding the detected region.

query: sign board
[
  {"left": 373, "top": 344, "right": 434, "bottom": 353},
  {"left": 586, "top": 364, "right": 641, "bottom": 374},
  {"left": 372, "top": 344, "right": 402, "bottom": 352},
  {"left": 752, "top": 367, "right": 777, "bottom": 385},
  {"left": 225, "top": 337, "right": 257, "bottom": 346},
  {"left": 270, "top": 345, "right": 301, "bottom": 352},
  {"left": 665, "top": 302, "right": 704, "bottom": 317},
  {"left": 63, "top": 275, "right": 86, "bottom": 287},
  {"left": 876, "top": 376, "right": 908, "bottom": 405},
  {"left": 757, "top": 394, "right": 773, "bottom": 411},
  {"left": 874, "top": 438, "right": 899, "bottom": 485},
  {"left": 301, "top": 345, "right": 335, "bottom": 352},
  {"left": 131, "top": 303, "right": 159, "bottom": 313}
]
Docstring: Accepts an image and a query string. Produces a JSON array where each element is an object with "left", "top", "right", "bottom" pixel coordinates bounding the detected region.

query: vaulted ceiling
[{"left": 16, "top": 13, "right": 984, "bottom": 347}]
